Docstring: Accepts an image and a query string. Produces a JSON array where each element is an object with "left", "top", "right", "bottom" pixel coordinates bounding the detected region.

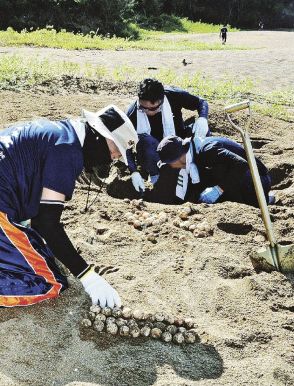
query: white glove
[
  {"left": 193, "top": 117, "right": 209, "bottom": 139},
  {"left": 80, "top": 269, "right": 121, "bottom": 308},
  {"left": 131, "top": 172, "right": 145, "bottom": 192}
]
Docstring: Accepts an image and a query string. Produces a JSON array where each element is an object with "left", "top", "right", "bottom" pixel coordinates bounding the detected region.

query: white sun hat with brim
[{"left": 82, "top": 105, "right": 138, "bottom": 165}]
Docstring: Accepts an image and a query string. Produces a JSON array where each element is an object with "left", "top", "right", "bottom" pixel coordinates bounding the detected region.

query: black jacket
[
  {"left": 195, "top": 136, "right": 268, "bottom": 192},
  {"left": 126, "top": 86, "right": 209, "bottom": 141},
  {"left": 145, "top": 136, "right": 270, "bottom": 206}
]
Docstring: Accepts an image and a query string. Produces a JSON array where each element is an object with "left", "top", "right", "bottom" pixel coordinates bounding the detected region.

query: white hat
[{"left": 82, "top": 105, "right": 138, "bottom": 165}]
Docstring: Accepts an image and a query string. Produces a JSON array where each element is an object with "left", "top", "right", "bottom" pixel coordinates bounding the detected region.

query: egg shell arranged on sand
[{"left": 84, "top": 306, "right": 199, "bottom": 345}]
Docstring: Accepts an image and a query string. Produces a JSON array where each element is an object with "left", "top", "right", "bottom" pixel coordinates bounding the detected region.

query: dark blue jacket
[
  {"left": 146, "top": 136, "right": 270, "bottom": 207},
  {"left": 127, "top": 86, "right": 209, "bottom": 141},
  {"left": 194, "top": 136, "right": 269, "bottom": 193}
]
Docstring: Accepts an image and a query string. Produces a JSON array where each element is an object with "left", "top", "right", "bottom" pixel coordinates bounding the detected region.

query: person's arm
[
  {"left": 172, "top": 88, "right": 209, "bottom": 118},
  {"left": 31, "top": 188, "right": 88, "bottom": 276},
  {"left": 215, "top": 147, "right": 248, "bottom": 169},
  {"left": 169, "top": 87, "right": 210, "bottom": 137},
  {"left": 125, "top": 104, "right": 146, "bottom": 192},
  {"left": 200, "top": 141, "right": 249, "bottom": 191},
  {"left": 31, "top": 188, "right": 121, "bottom": 307},
  {"left": 124, "top": 110, "right": 139, "bottom": 174},
  {"left": 201, "top": 141, "right": 248, "bottom": 168},
  {"left": 126, "top": 148, "right": 145, "bottom": 193},
  {"left": 196, "top": 98, "right": 209, "bottom": 119},
  {"left": 126, "top": 102, "right": 137, "bottom": 129},
  {"left": 126, "top": 148, "right": 137, "bottom": 174},
  {"left": 174, "top": 87, "right": 210, "bottom": 137},
  {"left": 181, "top": 91, "right": 209, "bottom": 119}
]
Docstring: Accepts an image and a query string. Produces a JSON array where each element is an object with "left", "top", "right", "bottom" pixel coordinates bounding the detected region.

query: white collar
[
  {"left": 185, "top": 148, "right": 193, "bottom": 173},
  {"left": 185, "top": 146, "right": 200, "bottom": 184},
  {"left": 136, "top": 96, "right": 175, "bottom": 137}
]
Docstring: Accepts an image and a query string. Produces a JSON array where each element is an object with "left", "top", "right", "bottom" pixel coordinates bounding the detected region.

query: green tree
[{"left": 0, "top": 0, "right": 293, "bottom": 35}]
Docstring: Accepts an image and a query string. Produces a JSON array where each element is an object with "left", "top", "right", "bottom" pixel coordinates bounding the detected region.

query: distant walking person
[{"left": 220, "top": 25, "right": 228, "bottom": 44}]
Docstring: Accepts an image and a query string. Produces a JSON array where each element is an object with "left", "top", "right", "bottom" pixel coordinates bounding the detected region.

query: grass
[
  {"left": 0, "top": 55, "right": 81, "bottom": 87},
  {"left": 133, "top": 18, "right": 238, "bottom": 35},
  {"left": 0, "top": 55, "right": 292, "bottom": 122},
  {"left": 0, "top": 25, "right": 245, "bottom": 51},
  {"left": 180, "top": 19, "right": 238, "bottom": 34},
  {"left": 254, "top": 103, "right": 293, "bottom": 122}
]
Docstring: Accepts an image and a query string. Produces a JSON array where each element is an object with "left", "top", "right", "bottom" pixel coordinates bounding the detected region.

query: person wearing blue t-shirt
[
  {"left": 126, "top": 78, "right": 210, "bottom": 193},
  {"left": 0, "top": 105, "right": 138, "bottom": 308}
]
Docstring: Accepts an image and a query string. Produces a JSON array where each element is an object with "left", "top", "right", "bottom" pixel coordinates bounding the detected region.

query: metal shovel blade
[
  {"left": 276, "top": 244, "right": 294, "bottom": 272},
  {"left": 252, "top": 243, "right": 294, "bottom": 273}
]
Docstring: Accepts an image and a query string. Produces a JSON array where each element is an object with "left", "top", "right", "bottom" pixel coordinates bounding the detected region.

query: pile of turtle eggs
[
  {"left": 81, "top": 306, "right": 199, "bottom": 345},
  {"left": 174, "top": 207, "right": 213, "bottom": 238},
  {"left": 123, "top": 200, "right": 213, "bottom": 238},
  {"left": 124, "top": 210, "right": 168, "bottom": 230}
]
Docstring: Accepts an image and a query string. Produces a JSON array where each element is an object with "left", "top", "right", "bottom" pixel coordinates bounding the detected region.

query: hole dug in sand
[
  {"left": 251, "top": 138, "right": 272, "bottom": 149},
  {"left": 217, "top": 222, "right": 253, "bottom": 235},
  {"left": 270, "top": 163, "right": 293, "bottom": 190}
]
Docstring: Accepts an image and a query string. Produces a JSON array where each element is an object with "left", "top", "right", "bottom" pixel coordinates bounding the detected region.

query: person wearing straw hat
[
  {"left": 156, "top": 135, "right": 272, "bottom": 207},
  {"left": 0, "top": 105, "right": 137, "bottom": 308},
  {"left": 126, "top": 78, "right": 210, "bottom": 193}
]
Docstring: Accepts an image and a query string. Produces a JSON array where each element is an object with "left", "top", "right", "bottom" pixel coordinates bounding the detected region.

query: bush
[{"left": 136, "top": 14, "right": 187, "bottom": 32}]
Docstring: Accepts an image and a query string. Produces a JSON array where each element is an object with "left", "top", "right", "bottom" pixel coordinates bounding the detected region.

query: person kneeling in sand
[
  {"left": 0, "top": 105, "right": 137, "bottom": 308},
  {"left": 156, "top": 135, "right": 272, "bottom": 207},
  {"left": 126, "top": 78, "right": 210, "bottom": 193}
]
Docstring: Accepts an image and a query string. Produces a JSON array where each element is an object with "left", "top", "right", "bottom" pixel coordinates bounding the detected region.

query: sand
[{"left": 0, "top": 31, "right": 293, "bottom": 386}]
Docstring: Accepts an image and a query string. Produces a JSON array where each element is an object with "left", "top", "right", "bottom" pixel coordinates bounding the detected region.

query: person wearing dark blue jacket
[
  {"left": 219, "top": 25, "right": 228, "bottom": 44},
  {"left": 156, "top": 135, "right": 272, "bottom": 207},
  {"left": 0, "top": 105, "right": 137, "bottom": 307},
  {"left": 126, "top": 78, "right": 209, "bottom": 193}
]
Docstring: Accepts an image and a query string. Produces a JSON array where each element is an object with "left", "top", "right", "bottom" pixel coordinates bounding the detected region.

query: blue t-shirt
[{"left": 0, "top": 119, "right": 84, "bottom": 222}]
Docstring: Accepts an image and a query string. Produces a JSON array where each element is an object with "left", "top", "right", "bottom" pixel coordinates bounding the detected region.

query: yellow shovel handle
[
  {"left": 224, "top": 100, "right": 250, "bottom": 113},
  {"left": 224, "top": 101, "right": 279, "bottom": 269}
]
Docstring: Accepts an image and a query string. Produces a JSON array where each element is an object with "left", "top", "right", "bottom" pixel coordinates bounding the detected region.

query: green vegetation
[
  {"left": 0, "top": 25, "right": 244, "bottom": 51},
  {"left": 131, "top": 17, "right": 238, "bottom": 35},
  {"left": 0, "top": 55, "right": 80, "bottom": 87},
  {"left": 255, "top": 103, "right": 293, "bottom": 122},
  {"left": 0, "top": 55, "right": 293, "bottom": 122},
  {"left": 180, "top": 19, "right": 238, "bottom": 34},
  {"left": 133, "top": 19, "right": 238, "bottom": 38}
]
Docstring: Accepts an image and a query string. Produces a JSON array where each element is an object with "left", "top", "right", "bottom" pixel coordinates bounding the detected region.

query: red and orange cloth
[{"left": 0, "top": 212, "right": 67, "bottom": 307}]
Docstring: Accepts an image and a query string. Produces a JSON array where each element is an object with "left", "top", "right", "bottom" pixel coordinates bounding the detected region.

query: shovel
[{"left": 224, "top": 100, "right": 294, "bottom": 273}]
